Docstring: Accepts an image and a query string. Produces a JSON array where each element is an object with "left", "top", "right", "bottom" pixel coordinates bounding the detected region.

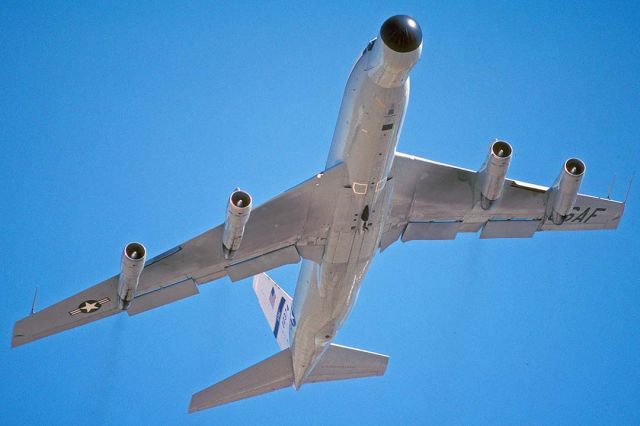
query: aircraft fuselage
[{"left": 290, "top": 34, "right": 422, "bottom": 387}]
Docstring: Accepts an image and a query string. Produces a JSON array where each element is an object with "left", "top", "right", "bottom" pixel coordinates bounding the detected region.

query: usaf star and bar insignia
[{"left": 68, "top": 297, "right": 111, "bottom": 316}]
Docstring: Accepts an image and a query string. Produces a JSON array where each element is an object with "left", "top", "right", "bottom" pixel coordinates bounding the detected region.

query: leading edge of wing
[
  {"left": 12, "top": 162, "right": 349, "bottom": 347},
  {"left": 383, "top": 152, "right": 625, "bottom": 245},
  {"left": 134, "top": 161, "right": 348, "bottom": 293},
  {"left": 394, "top": 151, "right": 627, "bottom": 203}
]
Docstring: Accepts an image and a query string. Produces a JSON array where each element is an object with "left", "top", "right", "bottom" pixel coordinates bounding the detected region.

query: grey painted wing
[
  {"left": 380, "top": 152, "right": 624, "bottom": 248},
  {"left": 12, "top": 277, "right": 120, "bottom": 347},
  {"left": 12, "top": 163, "right": 348, "bottom": 346},
  {"left": 134, "top": 162, "right": 347, "bottom": 295}
]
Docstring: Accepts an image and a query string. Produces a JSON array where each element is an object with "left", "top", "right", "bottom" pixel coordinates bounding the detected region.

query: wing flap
[
  {"left": 480, "top": 219, "right": 540, "bottom": 239},
  {"left": 12, "top": 163, "right": 348, "bottom": 348},
  {"left": 127, "top": 278, "right": 199, "bottom": 316},
  {"left": 401, "top": 221, "right": 461, "bottom": 241},
  {"left": 226, "top": 245, "right": 300, "bottom": 282}
]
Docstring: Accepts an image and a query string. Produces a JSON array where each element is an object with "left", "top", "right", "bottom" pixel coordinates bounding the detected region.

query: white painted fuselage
[{"left": 290, "top": 36, "right": 422, "bottom": 387}]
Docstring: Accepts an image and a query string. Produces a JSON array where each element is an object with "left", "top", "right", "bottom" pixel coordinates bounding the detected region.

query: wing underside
[
  {"left": 380, "top": 152, "right": 625, "bottom": 249},
  {"left": 12, "top": 163, "right": 348, "bottom": 347}
]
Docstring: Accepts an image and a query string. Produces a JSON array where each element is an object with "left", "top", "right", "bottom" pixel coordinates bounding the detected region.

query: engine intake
[
  {"left": 118, "top": 242, "right": 146, "bottom": 310},
  {"left": 549, "top": 158, "right": 585, "bottom": 224},
  {"left": 222, "top": 189, "right": 252, "bottom": 258},
  {"left": 478, "top": 139, "right": 512, "bottom": 209}
]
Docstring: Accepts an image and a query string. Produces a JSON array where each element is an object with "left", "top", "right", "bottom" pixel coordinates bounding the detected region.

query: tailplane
[
  {"left": 189, "top": 348, "right": 294, "bottom": 412},
  {"left": 188, "top": 343, "right": 388, "bottom": 412},
  {"left": 252, "top": 273, "right": 293, "bottom": 350}
]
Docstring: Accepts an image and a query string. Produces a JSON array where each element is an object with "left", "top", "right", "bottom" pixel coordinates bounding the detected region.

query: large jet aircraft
[{"left": 12, "top": 15, "right": 626, "bottom": 412}]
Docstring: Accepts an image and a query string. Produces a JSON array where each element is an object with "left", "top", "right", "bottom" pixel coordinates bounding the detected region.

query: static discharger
[{"left": 30, "top": 287, "right": 38, "bottom": 315}]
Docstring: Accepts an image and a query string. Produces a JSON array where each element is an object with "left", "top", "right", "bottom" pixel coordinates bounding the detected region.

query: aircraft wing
[
  {"left": 12, "top": 163, "right": 348, "bottom": 347},
  {"left": 379, "top": 152, "right": 625, "bottom": 249}
]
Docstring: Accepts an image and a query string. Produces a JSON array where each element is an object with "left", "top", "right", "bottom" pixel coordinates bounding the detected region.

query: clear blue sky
[{"left": 2, "top": 2, "right": 639, "bottom": 424}]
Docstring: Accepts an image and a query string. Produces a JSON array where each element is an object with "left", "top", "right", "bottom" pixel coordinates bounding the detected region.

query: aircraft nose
[{"left": 380, "top": 15, "right": 422, "bottom": 53}]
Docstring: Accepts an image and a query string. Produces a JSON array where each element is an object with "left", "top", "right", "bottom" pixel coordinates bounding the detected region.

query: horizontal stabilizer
[
  {"left": 127, "top": 278, "right": 199, "bottom": 316},
  {"left": 188, "top": 343, "right": 388, "bottom": 412},
  {"left": 305, "top": 343, "right": 389, "bottom": 383},
  {"left": 189, "top": 348, "right": 294, "bottom": 413}
]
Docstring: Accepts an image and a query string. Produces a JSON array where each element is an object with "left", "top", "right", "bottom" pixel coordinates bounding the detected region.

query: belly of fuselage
[{"left": 290, "top": 50, "right": 409, "bottom": 387}]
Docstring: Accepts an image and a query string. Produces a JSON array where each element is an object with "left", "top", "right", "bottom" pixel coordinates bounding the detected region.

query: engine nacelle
[
  {"left": 478, "top": 140, "right": 512, "bottom": 209},
  {"left": 222, "top": 189, "right": 252, "bottom": 259},
  {"left": 117, "top": 242, "right": 146, "bottom": 310},
  {"left": 549, "top": 158, "right": 585, "bottom": 225}
]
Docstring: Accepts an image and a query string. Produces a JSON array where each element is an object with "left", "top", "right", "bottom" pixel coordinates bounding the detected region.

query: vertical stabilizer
[{"left": 252, "top": 273, "right": 293, "bottom": 350}]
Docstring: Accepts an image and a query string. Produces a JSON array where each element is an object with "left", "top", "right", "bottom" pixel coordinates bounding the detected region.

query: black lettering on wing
[
  {"left": 572, "top": 207, "right": 591, "bottom": 223},
  {"left": 563, "top": 206, "right": 581, "bottom": 223},
  {"left": 584, "top": 207, "right": 607, "bottom": 224}
]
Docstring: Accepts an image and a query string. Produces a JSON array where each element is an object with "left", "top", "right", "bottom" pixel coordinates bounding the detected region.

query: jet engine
[
  {"left": 222, "top": 189, "right": 252, "bottom": 259},
  {"left": 478, "top": 140, "right": 512, "bottom": 209},
  {"left": 117, "top": 242, "right": 146, "bottom": 310},
  {"left": 549, "top": 158, "right": 585, "bottom": 225}
]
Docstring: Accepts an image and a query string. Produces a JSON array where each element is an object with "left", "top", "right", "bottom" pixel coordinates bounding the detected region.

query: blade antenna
[
  {"left": 606, "top": 174, "right": 616, "bottom": 199},
  {"left": 624, "top": 172, "right": 634, "bottom": 203},
  {"left": 30, "top": 287, "right": 38, "bottom": 315}
]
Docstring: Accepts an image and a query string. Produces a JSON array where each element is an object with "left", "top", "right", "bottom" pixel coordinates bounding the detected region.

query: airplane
[{"left": 11, "top": 15, "right": 626, "bottom": 413}]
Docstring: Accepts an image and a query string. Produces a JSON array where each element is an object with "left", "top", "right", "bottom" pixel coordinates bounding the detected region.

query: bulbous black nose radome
[{"left": 380, "top": 15, "right": 422, "bottom": 53}]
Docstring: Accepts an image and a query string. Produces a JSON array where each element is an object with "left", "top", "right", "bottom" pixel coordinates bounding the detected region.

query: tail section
[
  {"left": 188, "top": 343, "right": 389, "bottom": 412},
  {"left": 252, "top": 273, "right": 293, "bottom": 350},
  {"left": 189, "top": 348, "right": 294, "bottom": 412},
  {"left": 305, "top": 343, "right": 388, "bottom": 383}
]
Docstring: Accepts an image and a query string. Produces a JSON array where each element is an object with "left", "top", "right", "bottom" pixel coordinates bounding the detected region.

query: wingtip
[
  {"left": 11, "top": 336, "right": 27, "bottom": 348},
  {"left": 188, "top": 394, "right": 208, "bottom": 414},
  {"left": 188, "top": 400, "right": 209, "bottom": 414},
  {"left": 10, "top": 322, "right": 25, "bottom": 348}
]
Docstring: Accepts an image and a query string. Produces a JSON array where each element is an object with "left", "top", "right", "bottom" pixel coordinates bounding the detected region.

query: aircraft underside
[{"left": 11, "top": 15, "right": 625, "bottom": 414}]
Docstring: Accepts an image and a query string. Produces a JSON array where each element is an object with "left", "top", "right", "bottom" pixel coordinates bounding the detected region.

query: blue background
[{"left": 1, "top": 2, "right": 638, "bottom": 424}]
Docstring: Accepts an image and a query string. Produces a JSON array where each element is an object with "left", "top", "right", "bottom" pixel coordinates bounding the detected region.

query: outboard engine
[
  {"left": 548, "top": 158, "right": 585, "bottom": 225},
  {"left": 118, "top": 242, "right": 146, "bottom": 310},
  {"left": 478, "top": 140, "right": 512, "bottom": 209},
  {"left": 222, "top": 189, "right": 252, "bottom": 259}
]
